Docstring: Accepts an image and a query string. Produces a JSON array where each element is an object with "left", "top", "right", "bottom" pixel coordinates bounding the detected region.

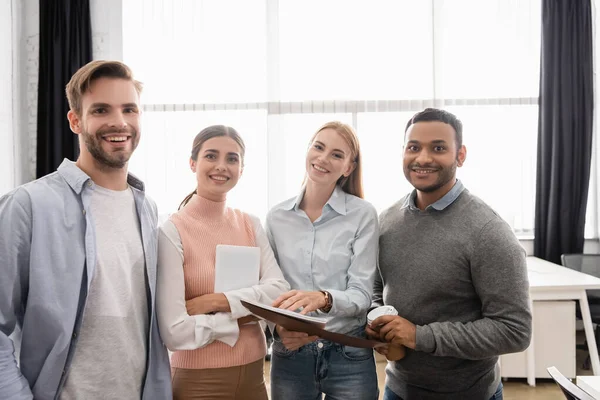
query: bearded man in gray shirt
[{"left": 367, "top": 108, "right": 532, "bottom": 400}]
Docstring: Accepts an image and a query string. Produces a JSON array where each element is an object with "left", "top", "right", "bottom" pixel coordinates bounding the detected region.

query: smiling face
[
  {"left": 67, "top": 77, "right": 141, "bottom": 170},
  {"left": 191, "top": 136, "right": 243, "bottom": 201},
  {"left": 305, "top": 128, "right": 356, "bottom": 189},
  {"left": 402, "top": 121, "right": 466, "bottom": 194}
]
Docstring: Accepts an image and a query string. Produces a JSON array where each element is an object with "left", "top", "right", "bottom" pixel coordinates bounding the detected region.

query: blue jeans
[
  {"left": 383, "top": 382, "right": 503, "bottom": 400},
  {"left": 270, "top": 338, "right": 378, "bottom": 400}
]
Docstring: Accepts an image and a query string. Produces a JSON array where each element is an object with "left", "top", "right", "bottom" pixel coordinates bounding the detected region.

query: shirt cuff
[
  {"left": 325, "top": 289, "right": 347, "bottom": 315},
  {"left": 415, "top": 324, "right": 436, "bottom": 353},
  {"left": 223, "top": 291, "right": 251, "bottom": 319},
  {"left": 208, "top": 313, "right": 240, "bottom": 347}
]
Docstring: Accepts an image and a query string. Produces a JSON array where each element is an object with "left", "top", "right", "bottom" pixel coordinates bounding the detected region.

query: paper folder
[{"left": 241, "top": 299, "right": 385, "bottom": 349}]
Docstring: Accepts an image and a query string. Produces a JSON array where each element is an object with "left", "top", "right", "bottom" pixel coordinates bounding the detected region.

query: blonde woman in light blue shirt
[{"left": 266, "top": 121, "right": 379, "bottom": 400}]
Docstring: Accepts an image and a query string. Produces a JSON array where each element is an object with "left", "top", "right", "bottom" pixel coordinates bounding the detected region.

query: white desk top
[
  {"left": 576, "top": 376, "right": 600, "bottom": 399},
  {"left": 527, "top": 256, "right": 600, "bottom": 291}
]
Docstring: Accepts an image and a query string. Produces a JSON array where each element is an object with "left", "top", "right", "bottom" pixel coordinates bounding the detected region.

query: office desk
[
  {"left": 525, "top": 256, "right": 600, "bottom": 386},
  {"left": 577, "top": 376, "right": 600, "bottom": 398}
]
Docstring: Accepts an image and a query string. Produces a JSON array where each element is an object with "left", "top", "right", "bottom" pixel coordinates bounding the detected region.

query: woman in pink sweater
[{"left": 157, "top": 125, "right": 290, "bottom": 399}]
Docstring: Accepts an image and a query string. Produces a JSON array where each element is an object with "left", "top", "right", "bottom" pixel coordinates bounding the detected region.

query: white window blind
[{"left": 123, "top": 0, "right": 557, "bottom": 236}]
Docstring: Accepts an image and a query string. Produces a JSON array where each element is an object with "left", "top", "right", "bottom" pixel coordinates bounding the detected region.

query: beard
[
  {"left": 81, "top": 126, "right": 139, "bottom": 169},
  {"left": 403, "top": 161, "right": 457, "bottom": 193}
]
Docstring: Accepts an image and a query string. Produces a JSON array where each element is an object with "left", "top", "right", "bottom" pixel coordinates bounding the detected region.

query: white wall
[
  {"left": 0, "top": 0, "right": 23, "bottom": 195},
  {"left": 0, "top": 1, "right": 15, "bottom": 195},
  {"left": 91, "top": 0, "right": 124, "bottom": 61},
  {"left": 0, "top": 0, "right": 38, "bottom": 195}
]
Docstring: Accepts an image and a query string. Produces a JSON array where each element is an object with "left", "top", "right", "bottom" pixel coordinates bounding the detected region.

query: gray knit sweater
[{"left": 374, "top": 188, "right": 532, "bottom": 400}]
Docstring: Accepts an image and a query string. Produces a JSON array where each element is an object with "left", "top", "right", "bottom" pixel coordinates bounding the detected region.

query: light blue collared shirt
[
  {"left": 0, "top": 160, "right": 171, "bottom": 400},
  {"left": 266, "top": 185, "right": 379, "bottom": 334},
  {"left": 402, "top": 179, "right": 465, "bottom": 211}
]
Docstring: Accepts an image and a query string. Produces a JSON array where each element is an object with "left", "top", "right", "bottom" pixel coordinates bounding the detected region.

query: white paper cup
[{"left": 367, "top": 305, "right": 398, "bottom": 326}]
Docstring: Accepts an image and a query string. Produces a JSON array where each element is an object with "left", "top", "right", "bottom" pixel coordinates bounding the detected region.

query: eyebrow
[
  {"left": 406, "top": 139, "right": 448, "bottom": 144},
  {"left": 88, "top": 102, "right": 139, "bottom": 109},
  {"left": 204, "top": 149, "right": 240, "bottom": 156},
  {"left": 314, "top": 141, "right": 346, "bottom": 155},
  {"left": 89, "top": 103, "right": 112, "bottom": 109}
]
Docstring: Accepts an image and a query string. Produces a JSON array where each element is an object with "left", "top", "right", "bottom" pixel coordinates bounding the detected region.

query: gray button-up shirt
[{"left": 0, "top": 159, "right": 171, "bottom": 400}]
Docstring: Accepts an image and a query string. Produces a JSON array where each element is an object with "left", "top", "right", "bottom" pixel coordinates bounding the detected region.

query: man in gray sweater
[{"left": 367, "top": 108, "right": 532, "bottom": 400}]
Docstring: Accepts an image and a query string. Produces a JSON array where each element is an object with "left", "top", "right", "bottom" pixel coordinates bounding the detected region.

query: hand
[
  {"left": 186, "top": 293, "right": 230, "bottom": 315},
  {"left": 367, "top": 324, "right": 388, "bottom": 354},
  {"left": 272, "top": 290, "right": 327, "bottom": 315},
  {"left": 367, "top": 323, "right": 406, "bottom": 361},
  {"left": 374, "top": 343, "right": 406, "bottom": 361},
  {"left": 276, "top": 325, "right": 318, "bottom": 351},
  {"left": 238, "top": 315, "right": 259, "bottom": 327},
  {"left": 371, "top": 315, "right": 417, "bottom": 349},
  {"left": 365, "top": 322, "right": 381, "bottom": 341}
]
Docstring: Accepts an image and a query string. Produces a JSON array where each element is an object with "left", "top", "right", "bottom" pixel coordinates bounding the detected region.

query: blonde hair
[
  {"left": 179, "top": 125, "right": 246, "bottom": 209},
  {"left": 306, "top": 121, "right": 364, "bottom": 199},
  {"left": 65, "top": 60, "right": 143, "bottom": 116}
]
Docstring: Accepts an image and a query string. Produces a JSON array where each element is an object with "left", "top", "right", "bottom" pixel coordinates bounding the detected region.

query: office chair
[
  {"left": 561, "top": 254, "right": 600, "bottom": 370},
  {"left": 547, "top": 366, "right": 595, "bottom": 400},
  {"left": 561, "top": 254, "right": 600, "bottom": 302}
]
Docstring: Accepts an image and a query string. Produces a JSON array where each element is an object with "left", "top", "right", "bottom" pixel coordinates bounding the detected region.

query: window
[{"left": 123, "top": 0, "right": 545, "bottom": 235}]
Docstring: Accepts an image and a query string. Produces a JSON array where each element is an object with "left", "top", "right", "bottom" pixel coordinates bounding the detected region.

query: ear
[
  {"left": 67, "top": 110, "right": 82, "bottom": 134},
  {"left": 457, "top": 145, "right": 467, "bottom": 167},
  {"left": 189, "top": 158, "right": 196, "bottom": 172},
  {"left": 343, "top": 161, "right": 357, "bottom": 178}
]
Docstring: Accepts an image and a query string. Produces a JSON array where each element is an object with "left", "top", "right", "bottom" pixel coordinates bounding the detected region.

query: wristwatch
[{"left": 320, "top": 291, "right": 333, "bottom": 313}]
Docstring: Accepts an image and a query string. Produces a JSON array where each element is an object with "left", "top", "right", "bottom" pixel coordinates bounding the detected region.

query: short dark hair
[{"left": 404, "top": 108, "right": 463, "bottom": 148}]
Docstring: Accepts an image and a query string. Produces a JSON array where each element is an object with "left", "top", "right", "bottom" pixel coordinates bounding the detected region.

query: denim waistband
[{"left": 304, "top": 326, "right": 368, "bottom": 350}]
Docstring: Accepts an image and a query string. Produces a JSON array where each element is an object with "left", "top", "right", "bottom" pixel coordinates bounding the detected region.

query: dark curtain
[
  {"left": 36, "top": 0, "right": 92, "bottom": 178},
  {"left": 534, "top": 0, "right": 594, "bottom": 264}
]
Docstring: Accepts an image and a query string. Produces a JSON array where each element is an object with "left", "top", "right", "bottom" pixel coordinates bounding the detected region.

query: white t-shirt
[{"left": 61, "top": 185, "right": 149, "bottom": 400}]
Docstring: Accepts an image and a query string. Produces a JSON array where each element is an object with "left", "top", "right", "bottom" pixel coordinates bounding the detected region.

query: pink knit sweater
[{"left": 169, "top": 195, "right": 266, "bottom": 369}]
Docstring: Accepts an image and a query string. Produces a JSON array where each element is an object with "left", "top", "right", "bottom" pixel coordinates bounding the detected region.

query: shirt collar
[
  {"left": 57, "top": 158, "right": 145, "bottom": 194},
  {"left": 327, "top": 185, "right": 347, "bottom": 215},
  {"left": 281, "top": 185, "right": 347, "bottom": 215},
  {"left": 403, "top": 179, "right": 465, "bottom": 211}
]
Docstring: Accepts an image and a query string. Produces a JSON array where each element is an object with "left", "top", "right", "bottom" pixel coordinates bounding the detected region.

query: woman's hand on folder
[
  {"left": 276, "top": 325, "right": 318, "bottom": 351},
  {"left": 186, "top": 293, "right": 231, "bottom": 315},
  {"left": 272, "top": 290, "right": 327, "bottom": 315}
]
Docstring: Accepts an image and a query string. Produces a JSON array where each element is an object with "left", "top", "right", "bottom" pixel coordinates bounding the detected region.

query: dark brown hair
[{"left": 179, "top": 125, "right": 246, "bottom": 209}]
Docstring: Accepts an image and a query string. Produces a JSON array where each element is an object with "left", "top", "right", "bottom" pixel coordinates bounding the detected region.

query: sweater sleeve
[
  {"left": 156, "top": 220, "right": 240, "bottom": 350},
  {"left": 223, "top": 215, "right": 291, "bottom": 319},
  {"left": 415, "top": 217, "right": 532, "bottom": 359},
  {"left": 371, "top": 268, "right": 384, "bottom": 309}
]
